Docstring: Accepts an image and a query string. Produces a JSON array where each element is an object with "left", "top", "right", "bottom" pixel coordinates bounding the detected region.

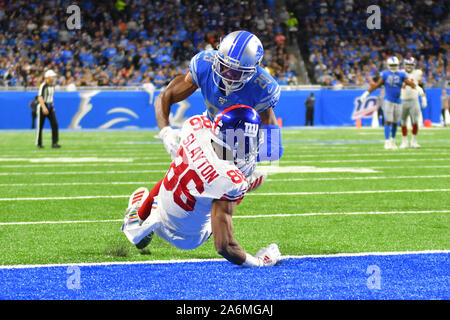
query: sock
[
  {"left": 138, "top": 179, "right": 163, "bottom": 221},
  {"left": 401, "top": 126, "right": 408, "bottom": 136},
  {"left": 391, "top": 124, "right": 398, "bottom": 138},
  {"left": 412, "top": 124, "right": 418, "bottom": 135},
  {"left": 384, "top": 124, "right": 391, "bottom": 140}
]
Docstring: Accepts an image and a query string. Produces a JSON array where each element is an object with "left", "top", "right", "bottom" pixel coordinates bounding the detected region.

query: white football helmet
[
  {"left": 386, "top": 56, "right": 400, "bottom": 72},
  {"left": 212, "top": 30, "right": 264, "bottom": 93},
  {"left": 404, "top": 57, "right": 416, "bottom": 73}
]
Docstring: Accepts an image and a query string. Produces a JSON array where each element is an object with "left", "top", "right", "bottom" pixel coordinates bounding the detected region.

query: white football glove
[
  {"left": 359, "top": 91, "right": 369, "bottom": 101},
  {"left": 159, "top": 126, "right": 179, "bottom": 159},
  {"left": 254, "top": 243, "right": 282, "bottom": 267},
  {"left": 421, "top": 96, "right": 428, "bottom": 108}
]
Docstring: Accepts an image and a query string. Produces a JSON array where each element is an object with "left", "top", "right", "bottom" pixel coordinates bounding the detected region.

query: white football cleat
[
  {"left": 399, "top": 141, "right": 408, "bottom": 149},
  {"left": 122, "top": 187, "right": 149, "bottom": 229},
  {"left": 390, "top": 139, "right": 398, "bottom": 150},
  {"left": 384, "top": 140, "right": 392, "bottom": 150},
  {"left": 411, "top": 141, "right": 421, "bottom": 148}
]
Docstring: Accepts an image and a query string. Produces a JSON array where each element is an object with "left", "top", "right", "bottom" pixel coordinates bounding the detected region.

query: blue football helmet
[
  {"left": 212, "top": 30, "right": 264, "bottom": 93},
  {"left": 212, "top": 105, "right": 263, "bottom": 177}
]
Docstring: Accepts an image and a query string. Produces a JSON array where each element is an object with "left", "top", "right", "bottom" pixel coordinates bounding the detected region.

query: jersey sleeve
[
  {"left": 189, "top": 50, "right": 215, "bottom": 88},
  {"left": 219, "top": 176, "right": 248, "bottom": 201},
  {"left": 253, "top": 68, "right": 281, "bottom": 112}
]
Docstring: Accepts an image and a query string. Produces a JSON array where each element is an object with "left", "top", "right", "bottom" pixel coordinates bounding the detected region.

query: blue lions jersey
[
  {"left": 189, "top": 50, "right": 280, "bottom": 120},
  {"left": 380, "top": 70, "right": 407, "bottom": 103}
]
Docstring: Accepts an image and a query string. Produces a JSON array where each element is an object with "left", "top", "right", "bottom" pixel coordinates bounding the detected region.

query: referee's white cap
[{"left": 44, "top": 69, "right": 57, "bottom": 78}]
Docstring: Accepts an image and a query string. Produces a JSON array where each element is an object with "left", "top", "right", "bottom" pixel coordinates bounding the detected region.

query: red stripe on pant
[{"left": 138, "top": 179, "right": 163, "bottom": 221}]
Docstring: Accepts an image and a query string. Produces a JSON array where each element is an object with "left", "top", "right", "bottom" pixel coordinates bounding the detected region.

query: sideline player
[
  {"left": 360, "top": 56, "right": 416, "bottom": 149},
  {"left": 121, "top": 106, "right": 282, "bottom": 267},
  {"left": 399, "top": 57, "right": 427, "bottom": 148},
  {"left": 154, "top": 30, "right": 282, "bottom": 190}
]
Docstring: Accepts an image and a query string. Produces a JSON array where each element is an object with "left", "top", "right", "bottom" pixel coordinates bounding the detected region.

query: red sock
[
  {"left": 138, "top": 179, "right": 163, "bottom": 220},
  {"left": 412, "top": 124, "right": 418, "bottom": 135},
  {"left": 401, "top": 126, "right": 408, "bottom": 136}
]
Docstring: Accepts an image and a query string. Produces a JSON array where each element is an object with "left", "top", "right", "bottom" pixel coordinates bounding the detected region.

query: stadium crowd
[
  {"left": 0, "top": 0, "right": 298, "bottom": 88},
  {"left": 286, "top": 0, "right": 449, "bottom": 88}
]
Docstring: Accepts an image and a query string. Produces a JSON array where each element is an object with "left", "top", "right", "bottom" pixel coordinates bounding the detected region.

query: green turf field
[{"left": 0, "top": 127, "right": 449, "bottom": 266}]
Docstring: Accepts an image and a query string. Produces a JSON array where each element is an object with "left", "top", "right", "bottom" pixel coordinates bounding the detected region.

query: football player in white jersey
[
  {"left": 400, "top": 57, "right": 427, "bottom": 148},
  {"left": 155, "top": 30, "right": 283, "bottom": 194},
  {"left": 121, "top": 105, "right": 281, "bottom": 267}
]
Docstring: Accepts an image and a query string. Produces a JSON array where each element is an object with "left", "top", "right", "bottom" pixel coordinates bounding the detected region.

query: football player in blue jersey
[
  {"left": 154, "top": 30, "right": 282, "bottom": 190},
  {"left": 360, "top": 56, "right": 416, "bottom": 149}
]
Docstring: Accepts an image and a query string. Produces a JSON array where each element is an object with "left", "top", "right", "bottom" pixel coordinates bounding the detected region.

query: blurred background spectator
[
  {"left": 285, "top": 0, "right": 449, "bottom": 88},
  {"left": 0, "top": 0, "right": 295, "bottom": 88}
]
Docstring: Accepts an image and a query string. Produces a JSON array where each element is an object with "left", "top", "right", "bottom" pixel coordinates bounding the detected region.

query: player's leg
[
  {"left": 154, "top": 222, "right": 212, "bottom": 250},
  {"left": 383, "top": 101, "right": 393, "bottom": 149},
  {"left": 400, "top": 100, "right": 411, "bottom": 149},
  {"left": 390, "top": 103, "right": 402, "bottom": 150},
  {"left": 410, "top": 99, "right": 421, "bottom": 148},
  {"left": 122, "top": 181, "right": 162, "bottom": 248}
]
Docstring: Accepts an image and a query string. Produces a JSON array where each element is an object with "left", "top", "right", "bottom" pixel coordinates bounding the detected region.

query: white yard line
[
  {"left": 0, "top": 249, "right": 448, "bottom": 269},
  {"left": 0, "top": 181, "right": 157, "bottom": 187},
  {"left": 0, "top": 189, "right": 449, "bottom": 201},
  {"left": 1, "top": 210, "right": 448, "bottom": 226},
  {"left": 0, "top": 170, "right": 167, "bottom": 176},
  {"left": 1, "top": 175, "right": 448, "bottom": 187}
]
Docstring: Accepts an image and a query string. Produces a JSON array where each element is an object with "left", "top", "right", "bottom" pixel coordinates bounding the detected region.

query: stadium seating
[
  {"left": 0, "top": 0, "right": 295, "bottom": 88},
  {"left": 285, "top": 0, "right": 449, "bottom": 88}
]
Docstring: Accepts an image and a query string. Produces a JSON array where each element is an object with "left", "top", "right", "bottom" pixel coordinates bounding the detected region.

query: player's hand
[
  {"left": 159, "top": 126, "right": 179, "bottom": 159},
  {"left": 42, "top": 106, "right": 49, "bottom": 115},
  {"left": 254, "top": 243, "right": 281, "bottom": 267},
  {"left": 422, "top": 96, "right": 428, "bottom": 108},
  {"left": 359, "top": 91, "right": 369, "bottom": 101}
]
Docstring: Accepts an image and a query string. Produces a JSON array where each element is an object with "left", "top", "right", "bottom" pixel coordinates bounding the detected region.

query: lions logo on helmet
[{"left": 212, "top": 31, "right": 264, "bottom": 93}]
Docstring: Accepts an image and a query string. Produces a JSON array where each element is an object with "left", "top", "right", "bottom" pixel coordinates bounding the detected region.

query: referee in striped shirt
[{"left": 36, "top": 70, "right": 60, "bottom": 148}]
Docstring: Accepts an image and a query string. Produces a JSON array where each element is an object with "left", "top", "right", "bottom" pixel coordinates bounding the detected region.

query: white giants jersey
[
  {"left": 156, "top": 115, "right": 248, "bottom": 234},
  {"left": 401, "top": 69, "right": 423, "bottom": 100}
]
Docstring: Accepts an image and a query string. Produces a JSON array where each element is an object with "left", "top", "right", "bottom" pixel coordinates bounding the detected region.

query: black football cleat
[
  {"left": 52, "top": 144, "right": 61, "bottom": 148},
  {"left": 135, "top": 231, "right": 154, "bottom": 250}
]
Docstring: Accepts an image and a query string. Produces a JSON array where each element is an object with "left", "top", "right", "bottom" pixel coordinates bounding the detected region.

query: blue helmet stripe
[
  {"left": 227, "top": 31, "right": 245, "bottom": 58},
  {"left": 229, "top": 31, "right": 253, "bottom": 60},
  {"left": 236, "top": 34, "right": 254, "bottom": 61}
]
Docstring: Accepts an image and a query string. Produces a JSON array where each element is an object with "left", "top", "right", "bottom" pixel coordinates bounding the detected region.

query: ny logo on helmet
[{"left": 244, "top": 122, "right": 259, "bottom": 137}]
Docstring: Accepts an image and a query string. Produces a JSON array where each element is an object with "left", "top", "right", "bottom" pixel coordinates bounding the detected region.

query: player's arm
[
  {"left": 211, "top": 199, "right": 281, "bottom": 267},
  {"left": 211, "top": 200, "right": 246, "bottom": 265},
  {"left": 404, "top": 78, "right": 416, "bottom": 89},
  {"left": 360, "top": 77, "right": 384, "bottom": 100},
  {"left": 154, "top": 72, "right": 198, "bottom": 158},
  {"left": 259, "top": 107, "right": 277, "bottom": 125},
  {"left": 154, "top": 72, "right": 198, "bottom": 129}
]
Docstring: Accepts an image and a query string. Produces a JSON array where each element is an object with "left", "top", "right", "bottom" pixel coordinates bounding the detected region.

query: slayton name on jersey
[
  {"left": 158, "top": 115, "right": 247, "bottom": 233},
  {"left": 189, "top": 50, "right": 280, "bottom": 120}
]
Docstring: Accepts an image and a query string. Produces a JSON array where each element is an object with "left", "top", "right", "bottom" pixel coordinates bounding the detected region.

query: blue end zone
[{"left": 1, "top": 253, "right": 448, "bottom": 300}]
